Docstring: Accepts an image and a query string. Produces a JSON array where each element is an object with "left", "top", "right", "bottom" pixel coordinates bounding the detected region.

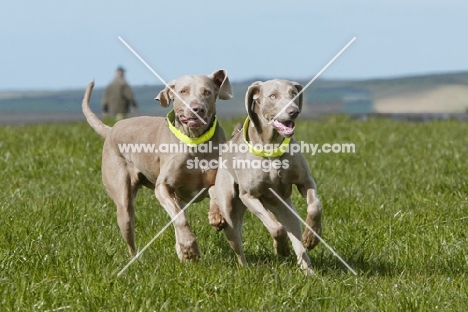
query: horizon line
[{"left": 1, "top": 68, "right": 468, "bottom": 93}]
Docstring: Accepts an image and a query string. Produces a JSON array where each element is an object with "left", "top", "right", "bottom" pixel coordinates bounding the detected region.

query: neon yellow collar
[
  {"left": 243, "top": 117, "right": 291, "bottom": 157},
  {"left": 166, "top": 110, "right": 217, "bottom": 146}
]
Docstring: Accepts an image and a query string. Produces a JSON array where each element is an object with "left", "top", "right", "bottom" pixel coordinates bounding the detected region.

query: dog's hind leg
[
  {"left": 215, "top": 174, "right": 247, "bottom": 266},
  {"left": 221, "top": 196, "right": 247, "bottom": 266},
  {"left": 102, "top": 153, "right": 140, "bottom": 257}
]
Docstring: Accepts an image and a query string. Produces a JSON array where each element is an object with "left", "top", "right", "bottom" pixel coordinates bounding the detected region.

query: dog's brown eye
[
  {"left": 180, "top": 89, "right": 187, "bottom": 94},
  {"left": 269, "top": 94, "right": 276, "bottom": 99},
  {"left": 203, "top": 90, "right": 212, "bottom": 96}
]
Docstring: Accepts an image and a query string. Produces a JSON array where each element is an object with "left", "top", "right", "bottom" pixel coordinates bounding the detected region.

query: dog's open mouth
[
  {"left": 272, "top": 119, "right": 295, "bottom": 137},
  {"left": 179, "top": 115, "right": 206, "bottom": 127}
]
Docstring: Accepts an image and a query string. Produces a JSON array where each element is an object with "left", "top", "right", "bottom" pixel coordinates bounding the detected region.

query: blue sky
[{"left": 1, "top": 1, "right": 467, "bottom": 91}]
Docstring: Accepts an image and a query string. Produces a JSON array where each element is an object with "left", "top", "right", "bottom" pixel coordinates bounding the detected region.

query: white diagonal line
[
  {"left": 118, "top": 36, "right": 207, "bottom": 125},
  {"left": 117, "top": 187, "right": 207, "bottom": 277},
  {"left": 268, "top": 188, "right": 357, "bottom": 275},
  {"left": 270, "top": 37, "right": 356, "bottom": 123}
]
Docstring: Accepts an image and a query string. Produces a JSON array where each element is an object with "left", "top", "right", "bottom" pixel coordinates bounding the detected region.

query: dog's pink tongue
[
  {"left": 187, "top": 119, "right": 203, "bottom": 126},
  {"left": 180, "top": 115, "right": 204, "bottom": 127},
  {"left": 273, "top": 120, "right": 295, "bottom": 135}
]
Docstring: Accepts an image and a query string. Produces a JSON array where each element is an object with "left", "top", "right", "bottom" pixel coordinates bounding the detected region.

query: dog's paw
[
  {"left": 127, "top": 245, "right": 137, "bottom": 258},
  {"left": 176, "top": 239, "right": 201, "bottom": 262},
  {"left": 303, "top": 267, "right": 315, "bottom": 276},
  {"left": 208, "top": 210, "right": 226, "bottom": 231},
  {"left": 303, "top": 228, "right": 321, "bottom": 250},
  {"left": 303, "top": 215, "right": 322, "bottom": 250},
  {"left": 273, "top": 236, "right": 290, "bottom": 257},
  {"left": 273, "top": 226, "right": 290, "bottom": 257}
]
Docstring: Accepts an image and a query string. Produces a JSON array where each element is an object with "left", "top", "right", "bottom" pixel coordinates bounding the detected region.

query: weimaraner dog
[
  {"left": 82, "top": 69, "right": 232, "bottom": 261},
  {"left": 209, "top": 79, "right": 322, "bottom": 275}
]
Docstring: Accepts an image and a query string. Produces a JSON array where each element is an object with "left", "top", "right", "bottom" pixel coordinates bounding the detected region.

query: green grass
[{"left": 0, "top": 116, "right": 467, "bottom": 311}]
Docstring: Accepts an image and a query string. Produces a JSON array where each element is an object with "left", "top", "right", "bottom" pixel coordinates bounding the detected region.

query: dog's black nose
[
  {"left": 287, "top": 108, "right": 300, "bottom": 119},
  {"left": 191, "top": 105, "right": 206, "bottom": 115}
]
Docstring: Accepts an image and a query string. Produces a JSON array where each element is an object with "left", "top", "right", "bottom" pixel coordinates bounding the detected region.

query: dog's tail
[{"left": 82, "top": 81, "right": 111, "bottom": 139}]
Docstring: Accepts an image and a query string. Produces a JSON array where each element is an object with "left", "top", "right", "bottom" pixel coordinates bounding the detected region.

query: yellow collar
[
  {"left": 243, "top": 117, "right": 291, "bottom": 157},
  {"left": 166, "top": 110, "right": 217, "bottom": 146}
]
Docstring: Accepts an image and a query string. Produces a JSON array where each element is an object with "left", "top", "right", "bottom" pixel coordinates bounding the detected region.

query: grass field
[{"left": 0, "top": 116, "right": 467, "bottom": 311}]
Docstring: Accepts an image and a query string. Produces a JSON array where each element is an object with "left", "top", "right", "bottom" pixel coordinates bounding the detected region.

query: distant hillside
[
  {"left": 1, "top": 71, "right": 468, "bottom": 123},
  {"left": 373, "top": 85, "right": 468, "bottom": 113},
  {"left": 302, "top": 71, "right": 468, "bottom": 114},
  {"left": 353, "top": 71, "right": 468, "bottom": 98}
]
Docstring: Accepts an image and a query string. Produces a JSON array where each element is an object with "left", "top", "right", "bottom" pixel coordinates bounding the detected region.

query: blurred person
[{"left": 102, "top": 66, "right": 137, "bottom": 120}]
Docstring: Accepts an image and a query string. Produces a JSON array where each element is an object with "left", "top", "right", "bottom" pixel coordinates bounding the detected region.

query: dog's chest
[
  {"left": 179, "top": 160, "right": 216, "bottom": 184},
  {"left": 265, "top": 166, "right": 282, "bottom": 183},
  {"left": 244, "top": 165, "right": 287, "bottom": 190}
]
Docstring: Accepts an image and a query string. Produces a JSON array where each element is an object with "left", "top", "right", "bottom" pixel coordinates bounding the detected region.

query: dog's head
[
  {"left": 155, "top": 70, "right": 232, "bottom": 135},
  {"left": 245, "top": 79, "right": 303, "bottom": 138}
]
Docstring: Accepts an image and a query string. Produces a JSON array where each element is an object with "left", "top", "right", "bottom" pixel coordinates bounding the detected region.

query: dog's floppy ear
[
  {"left": 155, "top": 80, "right": 176, "bottom": 107},
  {"left": 210, "top": 69, "right": 233, "bottom": 100},
  {"left": 245, "top": 81, "right": 263, "bottom": 126},
  {"left": 292, "top": 81, "right": 304, "bottom": 111}
]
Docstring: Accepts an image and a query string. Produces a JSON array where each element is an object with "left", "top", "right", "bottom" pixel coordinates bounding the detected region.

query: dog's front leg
[
  {"left": 155, "top": 183, "right": 200, "bottom": 261},
  {"left": 239, "top": 194, "right": 289, "bottom": 256},
  {"left": 297, "top": 182, "right": 323, "bottom": 250},
  {"left": 208, "top": 186, "right": 226, "bottom": 231}
]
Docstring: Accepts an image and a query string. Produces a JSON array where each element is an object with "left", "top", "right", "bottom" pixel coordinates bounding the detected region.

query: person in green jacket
[{"left": 102, "top": 66, "right": 137, "bottom": 120}]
